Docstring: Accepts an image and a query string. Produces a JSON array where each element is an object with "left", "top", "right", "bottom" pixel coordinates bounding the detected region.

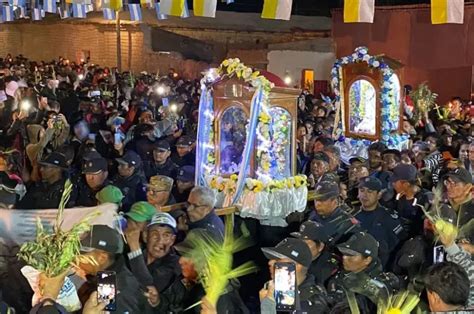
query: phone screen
[
  {"left": 433, "top": 245, "right": 445, "bottom": 264},
  {"left": 97, "top": 271, "right": 117, "bottom": 311},
  {"left": 274, "top": 262, "right": 296, "bottom": 311}
]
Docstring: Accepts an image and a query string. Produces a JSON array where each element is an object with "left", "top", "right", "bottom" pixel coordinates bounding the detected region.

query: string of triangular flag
[{"left": 0, "top": 0, "right": 466, "bottom": 24}]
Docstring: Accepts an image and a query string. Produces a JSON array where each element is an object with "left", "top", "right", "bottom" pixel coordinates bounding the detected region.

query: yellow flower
[
  {"left": 253, "top": 181, "right": 264, "bottom": 193},
  {"left": 259, "top": 112, "right": 271, "bottom": 124},
  {"left": 222, "top": 60, "right": 229, "bottom": 67},
  {"left": 387, "top": 309, "right": 402, "bottom": 314},
  {"left": 251, "top": 71, "right": 260, "bottom": 79},
  {"left": 230, "top": 174, "right": 238, "bottom": 181},
  {"left": 262, "top": 161, "right": 270, "bottom": 171}
]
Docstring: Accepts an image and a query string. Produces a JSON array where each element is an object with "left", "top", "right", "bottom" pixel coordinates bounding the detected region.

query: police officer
[
  {"left": 353, "top": 176, "right": 404, "bottom": 267},
  {"left": 390, "top": 164, "right": 430, "bottom": 239},
  {"left": 112, "top": 150, "right": 146, "bottom": 212},
  {"left": 173, "top": 165, "right": 195, "bottom": 203},
  {"left": 346, "top": 157, "right": 370, "bottom": 209},
  {"left": 291, "top": 221, "right": 340, "bottom": 287},
  {"left": 18, "top": 152, "right": 75, "bottom": 209},
  {"left": 143, "top": 140, "right": 178, "bottom": 180},
  {"left": 75, "top": 157, "right": 110, "bottom": 207},
  {"left": 171, "top": 135, "right": 195, "bottom": 167},
  {"left": 328, "top": 232, "right": 400, "bottom": 313},
  {"left": 308, "top": 152, "right": 331, "bottom": 189},
  {"left": 260, "top": 238, "right": 330, "bottom": 313},
  {"left": 309, "top": 181, "right": 362, "bottom": 245}
]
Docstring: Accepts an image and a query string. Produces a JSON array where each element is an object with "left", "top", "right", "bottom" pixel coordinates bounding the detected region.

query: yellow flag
[
  {"left": 343, "top": 0, "right": 375, "bottom": 23},
  {"left": 431, "top": 0, "right": 464, "bottom": 24}
]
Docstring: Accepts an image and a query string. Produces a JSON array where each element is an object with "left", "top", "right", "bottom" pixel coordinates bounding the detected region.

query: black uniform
[
  {"left": 354, "top": 204, "right": 404, "bottom": 266},
  {"left": 112, "top": 173, "right": 146, "bottom": 212},
  {"left": 308, "top": 249, "right": 340, "bottom": 287},
  {"left": 74, "top": 177, "right": 110, "bottom": 207},
  {"left": 143, "top": 158, "right": 179, "bottom": 180},
  {"left": 327, "top": 259, "right": 400, "bottom": 314},
  {"left": 309, "top": 207, "right": 362, "bottom": 245},
  {"left": 18, "top": 178, "right": 76, "bottom": 209},
  {"left": 171, "top": 151, "right": 195, "bottom": 168}
]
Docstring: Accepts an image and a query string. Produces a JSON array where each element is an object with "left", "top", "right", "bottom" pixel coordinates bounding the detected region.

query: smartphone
[
  {"left": 97, "top": 271, "right": 117, "bottom": 311},
  {"left": 90, "top": 90, "right": 101, "bottom": 97},
  {"left": 433, "top": 245, "right": 445, "bottom": 264},
  {"left": 162, "top": 97, "right": 169, "bottom": 107},
  {"left": 274, "top": 262, "right": 297, "bottom": 311}
]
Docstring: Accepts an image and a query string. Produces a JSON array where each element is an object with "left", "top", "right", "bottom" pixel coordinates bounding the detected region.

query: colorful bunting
[
  {"left": 431, "top": 0, "right": 464, "bottom": 24},
  {"left": 128, "top": 3, "right": 142, "bottom": 21},
  {"left": 261, "top": 0, "right": 292, "bottom": 21},
  {"left": 2, "top": 5, "right": 14, "bottom": 21},
  {"left": 72, "top": 3, "right": 86, "bottom": 18},
  {"left": 32, "top": 7, "right": 43, "bottom": 20},
  {"left": 103, "top": 7, "right": 115, "bottom": 19},
  {"left": 193, "top": 0, "right": 217, "bottom": 18},
  {"left": 160, "top": 0, "right": 184, "bottom": 17},
  {"left": 43, "top": 0, "right": 56, "bottom": 13},
  {"left": 343, "top": 0, "right": 375, "bottom": 23},
  {"left": 155, "top": 3, "right": 167, "bottom": 20}
]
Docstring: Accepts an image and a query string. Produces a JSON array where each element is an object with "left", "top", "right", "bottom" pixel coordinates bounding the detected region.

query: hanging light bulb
[{"left": 284, "top": 71, "right": 292, "bottom": 85}]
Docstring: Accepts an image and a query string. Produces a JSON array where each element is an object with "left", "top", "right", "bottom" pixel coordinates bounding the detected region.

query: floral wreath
[
  {"left": 209, "top": 174, "right": 307, "bottom": 194},
  {"left": 331, "top": 47, "right": 408, "bottom": 148}
]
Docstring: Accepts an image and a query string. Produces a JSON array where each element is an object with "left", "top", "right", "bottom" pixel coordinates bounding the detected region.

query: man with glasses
[
  {"left": 444, "top": 168, "right": 474, "bottom": 244},
  {"left": 186, "top": 186, "right": 224, "bottom": 239},
  {"left": 146, "top": 175, "right": 175, "bottom": 210}
]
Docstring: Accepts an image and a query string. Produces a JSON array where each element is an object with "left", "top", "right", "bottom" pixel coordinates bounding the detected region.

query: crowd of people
[{"left": 0, "top": 54, "right": 472, "bottom": 313}]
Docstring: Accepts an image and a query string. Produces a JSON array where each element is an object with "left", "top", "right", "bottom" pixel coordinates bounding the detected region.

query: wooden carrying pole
[{"left": 160, "top": 192, "right": 316, "bottom": 217}]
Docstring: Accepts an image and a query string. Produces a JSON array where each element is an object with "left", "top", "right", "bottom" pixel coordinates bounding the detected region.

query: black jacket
[
  {"left": 17, "top": 177, "right": 76, "bottom": 209},
  {"left": 128, "top": 250, "right": 181, "bottom": 293},
  {"left": 143, "top": 158, "right": 179, "bottom": 180},
  {"left": 327, "top": 259, "right": 400, "bottom": 313},
  {"left": 79, "top": 256, "right": 152, "bottom": 314},
  {"left": 155, "top": 277, "right": 248, "bottom": 314},
  {"left": 73, "top": 177, "right": 110, "bottom": 207},
  {"left": 112, "top": 172, "right": 146, "bottom": 212}
]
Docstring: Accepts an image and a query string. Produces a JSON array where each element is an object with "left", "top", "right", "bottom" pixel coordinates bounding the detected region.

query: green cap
[
  {"left": 126, "top": 201, "right": 157, "bottom": 222},
  {"left": 96, "top": 185, "right": 124, "bottom": 204}
]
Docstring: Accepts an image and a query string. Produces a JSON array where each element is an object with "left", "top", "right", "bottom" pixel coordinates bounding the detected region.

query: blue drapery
[
  {"left": 231, "top": 89, "right": 263, "bottom": 205},
  {"left": 195, "top": 86, "right": 214, "bottom": 187}
]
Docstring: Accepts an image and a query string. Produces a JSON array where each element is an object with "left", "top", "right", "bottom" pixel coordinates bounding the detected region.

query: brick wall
[{"left": 0, "top": 22, "right": 210, "bottom": 78}]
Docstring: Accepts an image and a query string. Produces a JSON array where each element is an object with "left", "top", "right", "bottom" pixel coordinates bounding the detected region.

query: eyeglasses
[
  {"left": 147, "top": 188, "right": 167, "bottom": 194},
  {"left": 444, "top": 179, "right": 462, "bottom": 187}
]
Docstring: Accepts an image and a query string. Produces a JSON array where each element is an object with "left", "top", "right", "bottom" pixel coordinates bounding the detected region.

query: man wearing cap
[
  {"left": 173, "top": 165, "right": 195, "bottom": 203},
  {"left": 112, "top": 150, "right": 146, "bottom": 212},
  {"left": 126, "top": 212, "right": 181, "bottom": 294},
  {"left": 75, "top": 157, "right": 110, "bottom": 207},
  {"left": 382, "top": 149, "right": 402, "bottom": 172},
  {"left": 77, "top": 225, "right": 152, "bottom": 313},
  {"left": 172, "top": 135, "right": 195, "bottom": 167},
  {"left": 291, "top": 221, "right": 340, "bottom": 287},
  {"left": 153, "top": 229, "right": 249, "bottom": 313},
  {"left": 353, "top": 176, "right": 404, "bottom": 266},
  {"left": 347, "top": 157, "right": 370, "bottom": 208},
  {"left": 259, "top": 238, "right": 329, "bottom": 313},
  {"left": 443, "top": 168, "right": 474, "bottom": 244},
  {"left": 309, "top": 181, "right": 362, "bottom": 245},
  {"left": 143, "top": 140, "right": 179, "bottom": 180},
  {"left": 308, "top": 152, "right": 330, "bottom": 189},
  {"left": 328, "top": 232, "right": 400, "bottom": 312},
  {"left": 146, "top": 175, "right": 176, "bottom": 210},
  {"left": 18, "top": 152, "right": 76, "bottom": 209},
  {"left": 390, "top": 164, "right": 430, "bottom": 239}
]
